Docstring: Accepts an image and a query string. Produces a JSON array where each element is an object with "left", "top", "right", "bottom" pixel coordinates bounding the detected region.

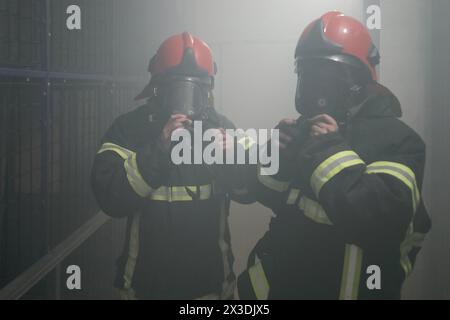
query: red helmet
[
  {"left": 150, "top": 32, "right": 216, "bottom": 77},
  {"left": 135, "top": 32, "right": 216, "bottom": 100},
  {"left": 295, "top": 11, "right": 380, "bottom": 81}
]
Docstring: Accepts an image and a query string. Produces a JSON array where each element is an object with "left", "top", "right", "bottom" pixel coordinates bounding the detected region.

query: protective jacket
[
  {"left": 91, "top": 99, "right": 250, "bottom": 300},
  {"left": 238, "top": 85, "right": 431, "bottom": 300}
]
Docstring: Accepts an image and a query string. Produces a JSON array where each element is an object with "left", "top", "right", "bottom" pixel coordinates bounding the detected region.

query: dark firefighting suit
[
  {"left": 91, "top": 98, "right": 252, "bottom": 300},
  {"left": 91, "top": 32, "right": 252, "bottom": 300},
  {"left": 239, "top": 85, "right": 431, "bottom": 300},
  {"left": 238, "top": 12, "right": 431, "bottom": 300}
]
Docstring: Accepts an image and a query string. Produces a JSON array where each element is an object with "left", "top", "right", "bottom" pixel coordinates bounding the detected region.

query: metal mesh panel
[
  {"left": 50, "top": 0, "right": 113, "bottom": 74},
  {"left": 0, "top": 0, "right": 42, "bottom": 68},
  {"left": 0, "top": 77, "right": 137, "bottom": 294},
  {"left": 0, "top": 79, "right": 46, "bottom": 286},
  {"left": 0, "top": 0, "right": 144, "bottom": 299}
]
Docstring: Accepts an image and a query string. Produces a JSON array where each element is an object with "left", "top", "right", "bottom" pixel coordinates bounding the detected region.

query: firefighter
[
  {"left": 238, "top": 12, "right": 431, "bottom": 300},
  {"left": 91, "top": 32, "right": 251, "bottom": 300}
]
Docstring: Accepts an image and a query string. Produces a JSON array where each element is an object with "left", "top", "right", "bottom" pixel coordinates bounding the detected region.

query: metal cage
[{"left": 0, "top": 0, "right": 146, "bottom": 299}]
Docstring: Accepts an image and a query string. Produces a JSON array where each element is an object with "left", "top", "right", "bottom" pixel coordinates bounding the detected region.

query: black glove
[
  {"left": 270, "top": 117, "right": 310, "bottom": 181},
  {"left": 277, "top": 116, "right": 311, "bottom": 159}
]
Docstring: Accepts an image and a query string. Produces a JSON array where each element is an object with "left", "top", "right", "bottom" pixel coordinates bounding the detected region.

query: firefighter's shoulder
[
  {"left": 214, "top": 111, "right": 237, "bottom": 130},
  {"left": 356, "top": 115, "right": 425, "bottom": 152},
  {"left": 102, "top": 103, "right": 151, "bottom": 148},
  {"left": 388, "top": 117, "right": 426, "bottom": 152}
]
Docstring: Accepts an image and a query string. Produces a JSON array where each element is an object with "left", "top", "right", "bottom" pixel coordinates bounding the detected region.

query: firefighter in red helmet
[
  {"left": 238, "top": 12, "right": 431, "bottom": 300},
  {"left": 91, "top": 33, "right": 251, "bottom": 300}
]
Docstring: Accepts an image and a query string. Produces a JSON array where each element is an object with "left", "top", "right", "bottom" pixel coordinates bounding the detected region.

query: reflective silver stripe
[
  {"left": 339, "top": 244, "right": 363, "bottom": 300},
  {"left": 311, "top": 151, "right": 365, "bottom": 197},
  {"left": 258, "top": 166, "right": 290, "bottom": 193},
  {"left": 123, "top": 213, "right": 140, "bottom": 290},
  {"left": 286, "top": 189, "right": 301, "bottom": 205},
  {"left": 149, "top": 185, "right": 212, "bottom": 202},
  {"left": 298, "top": 196, "right": 333, "bottom": 225},
  {"left": 249, "top": 261, "right": 270, "bottom": 300}
]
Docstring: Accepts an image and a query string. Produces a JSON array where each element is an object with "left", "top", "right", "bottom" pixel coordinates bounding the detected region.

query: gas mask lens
[
  {"left": 162, "top": 76, "right": 211, "bottom": 118},
  {"left": 295, "top": 59, "right": 352, "bottom": 119}
]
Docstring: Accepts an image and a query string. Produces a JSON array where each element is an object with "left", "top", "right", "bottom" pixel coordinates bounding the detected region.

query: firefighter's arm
[
  {"left": 214, "top": 164, "right": 256, "bottom": 205},
  {"left": 215, "top": 128, "right": 296, "bottom": 208},
  {"left": 204, "top": 126, "right": 255, "bottom": 204},
  {"left": 204, "top": 114, "right": 255, "bottom": 204},
  {"left": 246, "top": 130, "right": 302, "bottom": 210},
  {"left": 90, "top": 119, "right": 173, "bottom": 218},
  {"left": 238, "top": 118, "right": 309, "bottom": 211},
  {"left": 298, "top": 125, "right": 425, "bottom": 247}
]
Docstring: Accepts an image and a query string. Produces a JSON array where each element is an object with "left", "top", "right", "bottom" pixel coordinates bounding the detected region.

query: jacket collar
[{"left": 350, "top": 83, "right": 402, "bottom": 119}]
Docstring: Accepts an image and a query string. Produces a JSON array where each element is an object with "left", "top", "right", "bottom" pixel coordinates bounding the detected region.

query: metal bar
[
  {"left": 0, "top": 67, "right": 144, "bottom": 83},
  {"left": 364, "top": 0, "right": 381, "bottom": 46},
  {"left": 0, "top": 212, "right": 110, "bottom": 300},
  {"left": 54, "top": 263, "right": 61, "bottom": 300},
  {"left": 41, "top": 0, "right": 51, "bottom": 255},
  {"left": 363, "top": 0, "right": 381, "bottom": 77}
]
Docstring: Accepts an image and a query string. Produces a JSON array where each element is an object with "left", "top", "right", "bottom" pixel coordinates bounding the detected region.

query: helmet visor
[
  {"left": 160, "top": 76, "right": 212, "bottom": 118},
  {"left": 295, "top": 58, "right": 357, "bottom": 119}
]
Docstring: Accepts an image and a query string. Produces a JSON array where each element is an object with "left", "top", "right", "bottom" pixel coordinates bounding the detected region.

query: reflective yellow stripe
[
  {"left": 258, "top": 166, "right": 290, "bottom": 193},
  {"left": 366, "top": 161, "right": 420, "bottom": 212},
  {"left": 196, "top": 293, "right": 220, "bottom": 300},
  {"left": 298, "top": 196, "right": 333, "bottom": 226},
  {"left": 98, "top": 142, "right": 133, "bottom": 160},
  {"left": 339, "top": 244, "right": 363, "bottom": 300},
  {"left": 98, "top": 142, "right": 154, "bottom": 198},
  {"left": 218, "top": 198, "right": 234, "bottom": 300},
  {"left": 286, "top": 189, "right": 301, "bottom": 205},
  {"left": 116, "top": 288, "right": 137, "bottom": 300},
  {"left": 125, "top": 152, "right": 154, "bottom": 198},
  {"left": 311, "top": 151, "right": 365, "bottom": 197},
  {"left": 237, "top": 135, "right": 257, "bottom": 151},
  {"left": 249, "top": 261, "right": 270, "bottom": 300},
  {"left": 287, "top": 192, "right": 333, "bottom": 225},
  {"left": 123, "top": 214, "right": 140, "bottom": 290},
  {"left": 400, "top": 227, "right": 426, "bottom": 276},
  {"left": 149, "top": 185, "right": 212, "bottom": 202},
  {"left": 221, "top": 280, "right": 236, "bottom": 300},
  {"left": 366, "top": 161, "right": 422, "bottom": 276},
  {"left": 98, "top": 143, "right": 213, "bottom": 202}
]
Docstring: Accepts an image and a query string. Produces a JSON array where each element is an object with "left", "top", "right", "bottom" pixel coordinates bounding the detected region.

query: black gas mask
[
  {"left": 295, "top": 58, "right": 367, "bottom": 122},
  {"left": 155, "top": 75, "right": 213, "bottom": 120}
]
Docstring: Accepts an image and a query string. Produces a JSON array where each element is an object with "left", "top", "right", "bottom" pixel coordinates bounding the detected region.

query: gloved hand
[
  {"left": 275, "top": 117, "right": 311, "bottom": 159},
  {"left": 271, "top": 117, "right": 311, "bottom": 180}
]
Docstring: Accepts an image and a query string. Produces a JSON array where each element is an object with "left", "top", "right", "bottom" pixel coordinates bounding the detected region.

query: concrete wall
[{"left": 380, "top": 0, "right": 450, "bottom": 299}]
